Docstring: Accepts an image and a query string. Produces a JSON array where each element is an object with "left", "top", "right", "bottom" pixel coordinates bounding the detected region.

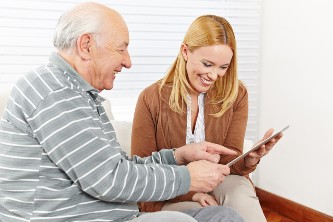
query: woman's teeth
[{"left": 200, "top": 77, "right": 212, "bottom": 84}]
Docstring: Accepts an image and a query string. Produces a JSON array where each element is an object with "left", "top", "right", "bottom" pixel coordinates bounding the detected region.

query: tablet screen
[{"left": 226, "top": 125, "right": 289, "bottom": 167}]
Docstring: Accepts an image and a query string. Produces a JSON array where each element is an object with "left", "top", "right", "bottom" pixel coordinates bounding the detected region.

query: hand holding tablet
[{"left": 227, "top": 125, "right": 289, "bottom": 167}]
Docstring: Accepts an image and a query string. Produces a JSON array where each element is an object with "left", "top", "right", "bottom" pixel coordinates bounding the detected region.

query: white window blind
[{"left": 0, "top": 0, "right": 261, "bottom": 140}]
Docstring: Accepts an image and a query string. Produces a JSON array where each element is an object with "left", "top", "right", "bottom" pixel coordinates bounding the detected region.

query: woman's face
[{"left": 182, "top": 44, "right": 233, "bottom": 95}]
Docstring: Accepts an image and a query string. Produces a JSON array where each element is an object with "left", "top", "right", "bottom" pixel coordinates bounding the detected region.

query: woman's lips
[{"left": 200, "top": 76, "right": 213, "bottom": 86}]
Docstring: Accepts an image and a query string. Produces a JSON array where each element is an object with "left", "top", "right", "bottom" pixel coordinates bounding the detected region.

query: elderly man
[{"left": 0, "top": 2, "right": 245, "bottom": 222}]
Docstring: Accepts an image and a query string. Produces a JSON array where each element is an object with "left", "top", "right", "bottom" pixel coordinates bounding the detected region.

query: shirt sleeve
[
  {"left": 27, "top": 88, "right": 190, "bottom": 203},
  {"left": 131, "top": 85, "right": 197, "bottom": 211}
]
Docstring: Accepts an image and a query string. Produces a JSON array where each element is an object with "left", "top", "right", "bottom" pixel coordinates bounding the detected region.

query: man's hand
[
  {"left": 174, "top": 141, "right": 237, "bottom": 165},
  {"left": 192, "top": 192, "right": 218, "bottom": 207},
  {"left": 187, "top": 160, "right": 230, "bottom": 193},
  {"left": 244, "top": 128, "right": 283, "bottom": 167}
]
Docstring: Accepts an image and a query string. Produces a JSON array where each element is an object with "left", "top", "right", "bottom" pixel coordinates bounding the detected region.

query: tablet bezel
[{"left": 226, "top": 125, "right": 289, "bottom": 167}]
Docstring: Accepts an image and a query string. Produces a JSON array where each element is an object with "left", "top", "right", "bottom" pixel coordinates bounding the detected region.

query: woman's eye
[
  {"left": 221, "top": 66, "right": 228, "bottom": 70},
  {"left": 202, "top": 62, "right": 212, "bottom": 67}
]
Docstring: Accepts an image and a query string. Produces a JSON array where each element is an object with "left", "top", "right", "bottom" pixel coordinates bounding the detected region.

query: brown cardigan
[{"left": 131, "top": 81, "right": 257, "bottom": 212}]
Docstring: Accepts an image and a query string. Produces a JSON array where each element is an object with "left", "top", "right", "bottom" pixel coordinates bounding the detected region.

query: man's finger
[
  {"left": 196, "top": 152, "right": 220, "bottom": 163},
  {"left": 212, "top": 154, "right": 220, "bottom": 163},
  {"left": 205, "top": 142, "right": 237, "bottom": 155}
]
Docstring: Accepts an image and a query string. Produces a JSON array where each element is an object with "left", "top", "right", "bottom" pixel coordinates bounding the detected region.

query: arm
[
  {"left": 131, "top": 86, "right": 233, "bottom": 210},
  {"left": 131, "top": 86, "right": 188, "bottom": 211},
  {"left": 131, "top": 87, "right": 159, "bottom": 158},
  {"left": 131, "top": 89, "right": 225, "bottom": 165},
  {"left": 29, "top": 88, "right": 190, "bottom": 203},
  {"left": 220, "top": 83, "right": 257, "bottom": 175},
  {"left": 131, "top": 86, "right": 199, "bottom": 210}
]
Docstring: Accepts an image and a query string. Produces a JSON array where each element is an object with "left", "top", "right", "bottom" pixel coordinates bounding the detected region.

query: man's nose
[{"left": 123, "top": 51, "right": 132, "bottom": 69}]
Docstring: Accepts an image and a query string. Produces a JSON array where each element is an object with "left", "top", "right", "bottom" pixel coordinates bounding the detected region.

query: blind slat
[{"left": 0, "top": 0, "right": 261, "bottom": 140}]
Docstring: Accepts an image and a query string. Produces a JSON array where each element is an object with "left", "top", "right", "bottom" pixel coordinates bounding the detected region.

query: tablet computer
[{"left": 226, "top": 125, "right": 289, "bottom": 167}]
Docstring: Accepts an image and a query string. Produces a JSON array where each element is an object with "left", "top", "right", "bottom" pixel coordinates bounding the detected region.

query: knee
[
  {"left": 212, "top": 175, "right": 256, "bottom": 204},
  {"left": 214, "top": 206, "right": 245, "bottom": 222},
  {"left": 185, "top": 206, "right": 244, "bottom": 222},
  {"left": 166, "top": 212, "right": 196, "bottom": 222},
  {"left": 159, "top": 211, "right": 196, "bottom": 222},
  {"left": 136, "top": 211, "right": 196, "bottom": 222}
]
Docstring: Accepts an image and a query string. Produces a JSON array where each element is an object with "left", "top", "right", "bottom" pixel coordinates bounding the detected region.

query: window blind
[{"left": 0, "top": 0, "right": 261, "bottom": 140}]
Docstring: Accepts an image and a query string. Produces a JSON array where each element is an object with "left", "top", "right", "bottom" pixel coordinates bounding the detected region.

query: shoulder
[
  {"left": 140, "top": 81, "right": 160, "bottom": 96},
  {"left": 237, "top": 81, "right": 248, "bottom": 98},
  {"left": 234, "top": 80, "right": 249, "bottom": 108},
  {"left": 18, "top": 63, "right": 67, "bottom": 97},
  {"left": 136, "top": 82, "right": 161, "bottom": 110},
  {"left": 12, "top": 64, "right": 76, "bottom": 116},
  {"left": 139, "top": 81, "right": 171, "bottom": 102}
]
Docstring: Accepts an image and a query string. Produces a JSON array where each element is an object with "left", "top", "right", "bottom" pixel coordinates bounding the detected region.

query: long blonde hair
[{"left": 159, "top": 15, "right": 239, "bottom": 117}]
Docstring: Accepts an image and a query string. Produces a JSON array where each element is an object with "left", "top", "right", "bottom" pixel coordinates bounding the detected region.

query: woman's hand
[
  {"left": 192, "top": 193, "right": 218, "bottom": 207},
  {"left": 244, "top": 128, "right": 283, "bottom": 167}
]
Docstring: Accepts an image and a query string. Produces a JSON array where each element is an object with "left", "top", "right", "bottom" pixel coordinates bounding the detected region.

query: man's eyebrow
[{"left": 116, "top": 42, "right": 129, "bottom": 48}]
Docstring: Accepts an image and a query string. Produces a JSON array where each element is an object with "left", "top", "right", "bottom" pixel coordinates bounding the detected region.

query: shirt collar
[
  {"left": 49, "top": 52, "right": 95, "bottom": 92},
  {"left": 49, "top": 52, "right": 105, "bottom": 104}
]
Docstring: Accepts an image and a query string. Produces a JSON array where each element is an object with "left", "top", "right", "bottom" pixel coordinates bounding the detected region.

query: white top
[{"left": 186, "top": 93, "right": 206, "bottom": 144}]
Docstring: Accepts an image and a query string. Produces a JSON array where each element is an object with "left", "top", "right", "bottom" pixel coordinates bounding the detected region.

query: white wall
[{"left": 258, "top": 0, "right": 333, "bottom": 216}]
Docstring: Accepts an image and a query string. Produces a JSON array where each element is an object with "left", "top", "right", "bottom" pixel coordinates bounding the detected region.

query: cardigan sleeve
[
  {"left": 131, "top": 86, "right": 159, "bottom": 157},
  {"left": 131, "top": 84, "right": 196, "bottom": 212},
  {"left": 219, "top": 83, "right": 257, "bottom": 175}
]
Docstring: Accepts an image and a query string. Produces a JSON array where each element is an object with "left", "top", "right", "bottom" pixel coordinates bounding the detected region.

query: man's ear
[
  {"left": 77, "top": 33, "right": 93, "bottom": 60},
  {"left": 181, "top": 43, "right": 188, "bottom": 61}
]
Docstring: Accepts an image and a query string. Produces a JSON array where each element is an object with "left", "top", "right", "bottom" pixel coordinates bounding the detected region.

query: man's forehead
[
  {"left": 115, "top": 37, "right": 129, "bottom": 49},
  {"left": 104, "top": 28, "right": 129, "bottom": 48},
  {"left": 104, "top": 10, "right": 129, "bottom": 46}
]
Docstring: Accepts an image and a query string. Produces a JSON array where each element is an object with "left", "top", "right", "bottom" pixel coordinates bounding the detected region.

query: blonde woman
[{"left": 132, "top": 15, "right": 277, "bottom": 222}]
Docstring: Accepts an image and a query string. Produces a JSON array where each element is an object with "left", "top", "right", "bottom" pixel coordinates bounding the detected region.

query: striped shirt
[{"left": 0, "top": 52, "right": 190, "bottom": 222}]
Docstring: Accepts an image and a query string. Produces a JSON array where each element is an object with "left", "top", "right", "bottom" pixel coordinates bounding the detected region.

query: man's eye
[
  {"left": 117, "top": 49, "right": 125, "bottom": 53},
  {"left": 202, "top": 62, "right": 212, "bottom": 67}
]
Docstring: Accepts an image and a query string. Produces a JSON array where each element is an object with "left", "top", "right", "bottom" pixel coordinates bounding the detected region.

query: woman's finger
[{"left": 205, "top": 197, "right": 218, "bottom": 206}]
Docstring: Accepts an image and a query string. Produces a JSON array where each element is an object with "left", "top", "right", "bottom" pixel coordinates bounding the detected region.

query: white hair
[{"left": 53, "top": 6, "right": 105, "bottom": 52}]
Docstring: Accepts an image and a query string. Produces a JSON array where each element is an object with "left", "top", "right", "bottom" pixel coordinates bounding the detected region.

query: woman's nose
[{"left": 208, "top": 71, "right": 218, "bottom": 80}]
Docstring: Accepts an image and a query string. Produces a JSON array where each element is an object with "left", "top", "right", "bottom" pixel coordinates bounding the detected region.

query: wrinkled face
[
  {"left": 182, "top": 44, "right": 233, "bottom": 95},
  {"left": 89, "top": 21, "right": 132, "bottom": 91}
]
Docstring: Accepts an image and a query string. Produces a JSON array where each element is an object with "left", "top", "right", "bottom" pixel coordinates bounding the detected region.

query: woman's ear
[
  {"left": 77, "top": 33, "right": 93, "bottom": 60},
  {"left": 181, "top": 43, "right": 188, "bottom": 61}
]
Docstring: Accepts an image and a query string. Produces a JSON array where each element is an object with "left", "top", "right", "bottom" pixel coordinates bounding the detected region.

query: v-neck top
[{"left": 186, "top": 93, "right": 205, "bottom": 144}]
